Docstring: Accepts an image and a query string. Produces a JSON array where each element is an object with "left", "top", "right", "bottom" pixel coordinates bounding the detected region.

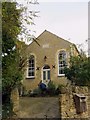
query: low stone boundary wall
[
  {"left": 10, "top": 86, "right": 89, "bottom": 119},
  {"left": 59, "top": 86, "right": 89, "bottom": 119},
  {"left": 11, "top": 87, "right": 19, "bottom": 116}
]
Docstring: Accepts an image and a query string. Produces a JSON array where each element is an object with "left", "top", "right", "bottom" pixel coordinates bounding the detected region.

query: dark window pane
[
  {"left": 59, "top": 67, "right": 64, "bottom": 74},
  {"left": 48, "top": 70, "right": 50, "bottom": 80},
  {"left": 32, "top": 63, "right": 34, "bottom": 67},
  {"left": 59, "top": 64, "right": 63, "bottom": 67},
  {"left": 28, "top": 72, "right": 32, "bottom": 76},
  {"left": 62, "top": 69, "right": 64, "bottom": 74},
  {"left": 43, "top": 65, "right": 50, "bottom": 69},
  {"left": 43, "top": 71, "right": 46, "bottom": 80},
  {"left": 29, "top": 64, "right": 32, "bottom": 67},
  {"left": 29, "top": 68, "right": 32, "bottom": 71},
  {"left": 32, "top": 72, "right": 34, "bottom": 76},
  {"left": 63, "top": 61, "right": 66, "bottom": 66}
]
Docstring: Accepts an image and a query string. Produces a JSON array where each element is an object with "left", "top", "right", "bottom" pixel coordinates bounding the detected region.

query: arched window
[
  {"left": 27, "top": 55, "right": 35, "bottom": 78},
  {"left": 58, "top": 51, "right": 67, "bottom": 76},
  {"left": 43, "top": 65, "right": 50, "bottom": 80}
]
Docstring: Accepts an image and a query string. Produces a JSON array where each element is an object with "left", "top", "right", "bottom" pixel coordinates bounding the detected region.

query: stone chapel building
[{"left": 22, "top": 30, "right": 79, "bottom": 91}]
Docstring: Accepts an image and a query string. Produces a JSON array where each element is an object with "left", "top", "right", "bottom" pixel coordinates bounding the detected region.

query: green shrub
[
  {"left": 56, "top": 84, "right": 66, "bottom": 94},
  {"left": 47, "top": 81, "right": 56, "bottom": 95},
  {"left": 2, "top": 98, "right": 14, "bottom": 118},
  {"left": 28, "top": 88, "right": 42, "bottom": 97},
  {"left": 33, "top": 88, "right": 42, "bottom": 94}
]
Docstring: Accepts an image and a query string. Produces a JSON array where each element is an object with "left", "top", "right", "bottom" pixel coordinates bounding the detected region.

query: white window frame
[
  {"left": 58, "top": 50, "right": 67, "bottom": 76},
  {"left": 43, "top": 69, "right": 50, "bottom": 80},
  {"left": 27, "top": 55, "right": 35, "bottom": 78}
]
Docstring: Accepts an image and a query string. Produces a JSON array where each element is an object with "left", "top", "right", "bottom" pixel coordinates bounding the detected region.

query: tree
[
  {"left": 2, "top": 1, "right": 23, "bottom": 92},
  {"left": 17, "top": 0, "right": 39, "bottom": 43},
  {"left": 2, "top": 1, "right": 39, "bottom": 117},
  {"left": 65, "top": 55, "right": 90, "bottom": 86},
  {"left": 2, "top": 2, "right": 23, "bottom": 117}
]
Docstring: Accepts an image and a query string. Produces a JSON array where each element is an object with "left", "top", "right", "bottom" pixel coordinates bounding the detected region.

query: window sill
[
  {"left": 26, "top": 76, "right": 35, "bottom": 79},
  {"left": 58, "top": 74, "right": 65, "bottom": 77}
]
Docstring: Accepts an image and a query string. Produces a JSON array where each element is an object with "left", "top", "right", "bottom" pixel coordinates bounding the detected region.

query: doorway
[{"left": 42, "top": 65, "right": 50, "bottom": 84}]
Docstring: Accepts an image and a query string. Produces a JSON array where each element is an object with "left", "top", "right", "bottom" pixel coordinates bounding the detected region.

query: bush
[
  {"left": 2, "top": 94, "right": 14, "bottom": 118},
  {"left": 28, "top": 88, "right": 42, "bottom": 97},
  {"left": 47, "top": 81, "right": 56, "bottom": 95},
  {"left": 28, "top": 82, "right": 67, "bottom": 97},
  {"left": 56, "top": 84, "right": 66, "bottom": 94},
  {"left": 65, "top": 56, "right": 90, "bottom": 86}
]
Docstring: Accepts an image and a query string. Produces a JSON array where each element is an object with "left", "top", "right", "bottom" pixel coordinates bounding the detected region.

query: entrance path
[{"left": 19, "top": 97, "right": 60, "bottom": 118}]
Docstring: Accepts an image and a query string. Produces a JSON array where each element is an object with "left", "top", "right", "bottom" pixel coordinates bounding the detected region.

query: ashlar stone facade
[{"left": 23, "top": 30, "right": 79, "bottom": 91}]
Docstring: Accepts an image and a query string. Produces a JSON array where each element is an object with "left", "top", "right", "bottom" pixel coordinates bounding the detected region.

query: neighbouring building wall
[{"left": 59, "top": 86, "right": 89, "bottom": 119}]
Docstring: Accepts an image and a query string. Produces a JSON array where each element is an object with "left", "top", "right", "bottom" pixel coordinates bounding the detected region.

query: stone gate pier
[{"left": 10, "top": 87, "right": 19, "bottom": 117}]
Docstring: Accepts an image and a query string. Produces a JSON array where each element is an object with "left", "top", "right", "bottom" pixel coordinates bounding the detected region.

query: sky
[{"left": 17, "top": 0, "right": 88, "bottom": 54}]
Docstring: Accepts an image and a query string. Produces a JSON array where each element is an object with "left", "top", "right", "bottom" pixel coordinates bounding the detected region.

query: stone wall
[
  {"left": 10, "top": 86, "right": 90, "bottom": 119},
  {"left": 10, "top": 87, "right": 19, "bottom": 116},
  {"left": 23, "top": 30, "right": 77, "bottom": 91},
  {"left": 88, "top": 88, "right": 90, "bottom": 118},
  {"left": 59, "top": 86, "right": 89, "bottom": 119}
]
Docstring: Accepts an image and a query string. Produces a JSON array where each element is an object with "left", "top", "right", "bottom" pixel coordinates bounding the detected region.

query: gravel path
[{"left": 19, "top": 97, "right": 60, "bottom": 118}]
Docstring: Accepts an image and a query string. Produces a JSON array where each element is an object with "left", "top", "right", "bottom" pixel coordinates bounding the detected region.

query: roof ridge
[{"left": 36, "top": 30, "right": 47, "bottom": 39}]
